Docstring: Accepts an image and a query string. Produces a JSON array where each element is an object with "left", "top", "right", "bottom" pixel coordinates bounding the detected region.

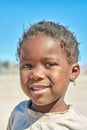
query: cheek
[
  {"left": 51, "top": 69, "right": 69, "bottom": 87},
  {"left": 20, "top": 71, "right": 30, "bottom": 97},
  {"left": 20, "top": 71, "right": 29, "bottom": 86}
]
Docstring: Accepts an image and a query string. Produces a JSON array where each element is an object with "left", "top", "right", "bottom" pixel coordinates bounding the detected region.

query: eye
[
  {"left": 21, "top": 64, "right": 33, "bottom": 70},
  {"left": 45, "top": 62, "right": 57, "bottom": 68}
]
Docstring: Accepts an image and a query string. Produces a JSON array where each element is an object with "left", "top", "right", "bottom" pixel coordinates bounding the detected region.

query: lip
[{"left": 29, "top": 85, "right": 50, "bottom": 95}]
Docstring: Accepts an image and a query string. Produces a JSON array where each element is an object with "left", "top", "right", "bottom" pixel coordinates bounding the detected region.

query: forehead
[
  {"left": 20, "top": 34, "right": 67, "bottom": 62},
  {"left": 20, "top": 35, "right": 69, "bottom": 64},
  {"left": 21, "top": 34, "right": 62, "bottom": 53}
]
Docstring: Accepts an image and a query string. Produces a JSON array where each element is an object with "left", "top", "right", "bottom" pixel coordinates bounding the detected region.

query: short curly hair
[{"left": 17, "top": 20, "right": 79, "bottom": 64}]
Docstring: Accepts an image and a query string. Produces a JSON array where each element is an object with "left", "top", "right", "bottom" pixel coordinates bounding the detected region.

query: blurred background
[{"left": 0, "top": 0, "right": 87, "bottom": 129}]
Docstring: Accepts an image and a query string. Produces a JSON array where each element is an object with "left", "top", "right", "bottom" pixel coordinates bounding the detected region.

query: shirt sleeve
[{"left": 6, "top": 116, "right": 13, "bottom": 130}]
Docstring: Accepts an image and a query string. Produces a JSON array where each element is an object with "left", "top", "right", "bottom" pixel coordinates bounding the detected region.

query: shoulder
[
  {"left": 13, "top": 100, "right": 28, "bottom": 113},
  {"left": 66, "top": 106, "right": 87, "bottom": 128},
  {"left": 9, "top": 100, "right": 29, "bottom": 120},
  {"left": 7, "top": 100, "right": 29, "bottom": 130},
  {"left": 67, "top": 106, "right": 87, "bottom": 119},
  {"left": 70, "top": 106, "right": 87, "bottom": 119},
  {"left": 74, "top": 109, "right": 87, "bottom": 124}
]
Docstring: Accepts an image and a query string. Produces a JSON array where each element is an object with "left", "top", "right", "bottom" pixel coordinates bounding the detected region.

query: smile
[
  {"left": 30, "top": 86, "right": 49, "bottom": 91},
  {"left": 28, "top": 85, "right": 51, "bottom": 95}
]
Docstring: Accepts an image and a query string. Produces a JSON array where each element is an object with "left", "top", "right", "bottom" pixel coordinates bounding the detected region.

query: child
[{"left": 7, "top": 21, "right": 87, "bottom": 130}]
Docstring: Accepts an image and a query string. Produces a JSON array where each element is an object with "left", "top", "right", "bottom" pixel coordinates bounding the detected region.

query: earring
[{"left": 73, "top": 80, "right": 76, "bottom": 86}]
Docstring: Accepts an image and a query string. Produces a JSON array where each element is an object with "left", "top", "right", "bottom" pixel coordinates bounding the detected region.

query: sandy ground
[{"left": 0, "top": 73, "right": 87, "bottom": 130}]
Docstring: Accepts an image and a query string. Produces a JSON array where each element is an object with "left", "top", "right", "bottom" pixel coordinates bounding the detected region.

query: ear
[{"left": 70, "top": 63, "right": 80, "bottom": 82}]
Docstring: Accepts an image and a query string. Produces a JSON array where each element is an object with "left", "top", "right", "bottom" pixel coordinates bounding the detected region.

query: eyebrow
[
  {"left": 20, "top": 57, "right": 31, "bottom": 62},
  {"left": 43, "top": 57, "right": 55, "bottom": 61},
  {"left": 20, "top": 56, "right": 58, "bottom": 62},
  {"left": 41, "top": 57, "right": 59, "bottom": 63},
  {"left": 44, "top": 56, "right": 58, "bottom": 60}
]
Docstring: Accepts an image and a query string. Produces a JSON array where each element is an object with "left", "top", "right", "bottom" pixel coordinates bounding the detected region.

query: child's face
[{"left": 20, "top": 34, "right": 73, "bottom": 107}]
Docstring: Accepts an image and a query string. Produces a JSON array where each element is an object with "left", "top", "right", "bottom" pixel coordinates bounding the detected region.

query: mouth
[
  {"left": 29, "top": 85, "right": 50, "bottom": 95},
  {"left": 30, "top": 86, "right": 49, "bottom": 91}
]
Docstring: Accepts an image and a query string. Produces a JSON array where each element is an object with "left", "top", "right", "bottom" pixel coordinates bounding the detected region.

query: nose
[{"left": 29, "top": 66, "right": 45, "bottom": 81}]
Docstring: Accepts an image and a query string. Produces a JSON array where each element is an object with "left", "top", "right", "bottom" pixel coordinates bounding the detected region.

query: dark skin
[{"left": 20, "top": 34, "right": 80, "bottom": 113}]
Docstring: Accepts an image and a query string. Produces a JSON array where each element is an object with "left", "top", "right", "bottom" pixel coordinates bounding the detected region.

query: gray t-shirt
[{"left": 7, "top": 100, "right": 87, "bottom": 130}]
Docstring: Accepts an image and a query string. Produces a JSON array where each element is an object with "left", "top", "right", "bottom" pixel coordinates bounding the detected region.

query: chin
[
  {"left": 32, "top": 99, "right": 49, "bottom": 106},
  {"left": 33, "top": 99, "right": 55, "bottom": 107},
  {"left": 33, "top": 101, "right": 46, "bottom": 106}
]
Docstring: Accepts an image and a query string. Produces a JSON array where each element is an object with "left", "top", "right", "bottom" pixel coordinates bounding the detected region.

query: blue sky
[{"left": 0, "top": 0, "right": 87, "bottom": 65}]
